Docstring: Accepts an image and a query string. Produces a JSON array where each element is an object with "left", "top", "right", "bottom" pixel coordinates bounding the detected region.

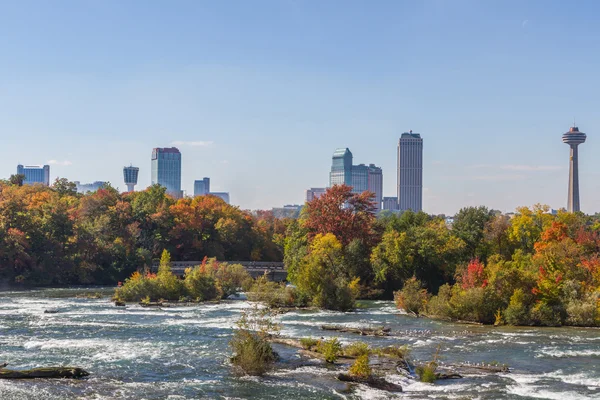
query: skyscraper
[
  {"left": 151, "top": 147, "right": 182, "bottom": 198},
  {"left": 367, "top": 164, "right": 383, "bottom": 211},
  {"left": 397, "top": 131, "right": 423, "bottom": 212},
  {"left": 17, "top": 164, "right": 50, "bottom": 186},
  {"left": 123, "top": 165, "right": 139, "bottom": 192},
  {"left": 194, "top": 178, "right": 210, "bottom": 196},
  {"left": 329, "top": 148, "right": 353, "bottom": 186},
  {"left": 563, "top": 125, "right": 587, "bottom": 212},
  {"left": 328, "top": 149, "right": 383, "bottom": 211}
]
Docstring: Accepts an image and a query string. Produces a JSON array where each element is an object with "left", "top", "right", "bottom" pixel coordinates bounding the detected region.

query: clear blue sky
[{"left": 1, "top": 0, "right": 599, "bottom": 214}]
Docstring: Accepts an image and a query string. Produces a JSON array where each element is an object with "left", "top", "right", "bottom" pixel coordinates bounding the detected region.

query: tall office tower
[
  {"left": 397, "top": 130, "right": 423, "bottom": 212},
  {"left": 305, "top": 187, "right": 327, "bottom": 202},
  {"left": 151, "top": 147, "right": 182, "bottom": 198},
  {"left": 368, "top": 164, "right": 383, "bottom": 211},
  {"left": 194, "top": 178, "right": 210, "bottom": 196},
  {"left": 123, "top": 166, "right": 139, "bottom": 192},
  {"left": 330, "top": 148, "right": 353, "bottom": 186},
  {"left": 17, "top": 164, "right": 50, "bottom": 186},
  {"left": 562, "top": 125, "right": 587, "bottom": 212}
]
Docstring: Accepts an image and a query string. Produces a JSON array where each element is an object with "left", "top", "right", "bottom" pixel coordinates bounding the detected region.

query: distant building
[
  {"left": 194, "top": 178, "right": 211, "bottom": 197},
  {"left": 272, "top": 204, "right": 302, "bottom": 219},
  {"left": 209, "top": 192, "right": 230, "bottom": 204},
  {"left": 305, "top": 187, "right": 327, "bottom": 203},
  {"left": 75, "top": 181, "right": 107, "bottom": 194},
  {"left": 17, "top": 164, "right": 50, "bottom": 186},
  {"left": 382, "top": 197, "right": 399, "bottom": 211},
  {"left": 123, "top": 166, "right": 139, "bottom": 192},
  {"left": 397, "top": 131, "right": 423, "bottom": 212},
  {"left": 367, "top": 164, "right": 383, "bottom": 211},
  {"left": 328, "top": 149, "right": 383, "bottom": 210},
  {"left": 151, "top": 147, "right": 182, "bottom": 198},
  {"left": 330, "top": 148, "right": 353, "bottom": 186}
]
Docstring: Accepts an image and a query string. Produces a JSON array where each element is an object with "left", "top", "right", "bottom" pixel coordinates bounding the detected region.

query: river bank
[{"left": 0, "top": 289, "right": 599, "bottom": 399}]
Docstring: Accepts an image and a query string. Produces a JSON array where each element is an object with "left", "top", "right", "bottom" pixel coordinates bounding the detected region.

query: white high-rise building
[{"left": 397, "top": 131, "right": 423, "bottom": 212}]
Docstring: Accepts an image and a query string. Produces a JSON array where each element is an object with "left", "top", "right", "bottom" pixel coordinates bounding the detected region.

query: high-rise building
[
  {"left": 328, "top": 149, "right": 383, "bottom": 210},
  {"left": 382, "top": 196, "right": 399, "bottom": 211},
  {"left": 563, "top": 125, "right": 587, "bottom": 212},
  {"left": 351, "top": 164, "right": 369, "bottom": 193},
  {"left": 75, "top": 181, "right": 107, "bottom": 194},
  {"left": 209, "top": 192, "right": 230, "bottom": 204},
  {"left": 17, "top": 164, "right": 50, "bottom": 186},
  {"left": 305, "top": 187, "right": 327, "bottom": 202},
  {"left": 367, "top": 164, "right": 383, "bottom": 211},
  {"left": 151, "top": 147, "right": 182, "bottom": 198},
  {"left": 330, "top": 148, "right": 353, "bottom": 186},
  {"left": 194, "top": 178, "right": 210, "bottom": 197},
  {"left": 397, "top": 131, "right": 423, "bottom": 212},
  {"left": 123, "top": 166, "right": 139, "bottom": 192}
]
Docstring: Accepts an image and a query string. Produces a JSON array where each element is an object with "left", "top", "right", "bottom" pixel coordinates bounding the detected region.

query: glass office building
[
  {"left": 151, "top": 147, "right": 182, "bottom": 198},
  {"left": 194, "top": 178, "right": 210, "bottom": 197},
  {"left": 329, "top": 148, "right": 353, "bottom": 186},
  {"left": 397, "top": 131, "right": 423, "bottom": 212},
  {"left": 17, "top": 164, "right": 50, "bottom": 186}
]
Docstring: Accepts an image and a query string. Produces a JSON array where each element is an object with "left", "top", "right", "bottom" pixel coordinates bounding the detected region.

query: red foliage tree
[
  {"left": 302, "top": 184, "right": 377, "bottom": 247},
  {"left": 459, "top": 258, "right": 487, "bottom": 289}
]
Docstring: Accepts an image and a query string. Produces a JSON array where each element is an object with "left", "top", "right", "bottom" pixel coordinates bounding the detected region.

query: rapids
[{"left": 0, "top": 289, "right": 599, "bottom": 399}]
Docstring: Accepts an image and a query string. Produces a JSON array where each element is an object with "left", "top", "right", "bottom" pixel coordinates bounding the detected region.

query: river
[{"left": 0, "top": 288, "right": 598, "bottom": 399}]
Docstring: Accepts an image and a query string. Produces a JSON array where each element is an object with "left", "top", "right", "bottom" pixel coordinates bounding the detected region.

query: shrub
[
  {"left": 299, "top": 338, "right": 319, "bottom": 350},
  {"left": 449, "top": 286, "right": 501, "bottom": 324},
  {"left": 530, "top": 302, "right": 564, "bottom": 327},
  {"left": 416, "top": 344, "right": 441, "bottom": 383},
  {"left": 214, "top": 262, "right": 253, "bottom": 298},
  {"left": 229, "top": 306, "right": 280, "bottom": 376},
  {"left": 416, "top": 364, "right": 437, "bottom": 383},
  {"left": 183, "top": 266, "right": 219, "bottom": 301},
  {"left": 344, "top": 341, "right": 370, "bottom": 357},
  {"left": 504, "top": 289, "right": 530, "bottom": 325},
  {"left": 317, "top": 337, "right": 342, "bottom": 363},
  {"left": 155, "top": 250, "right": 183, "bottom": 299},
  {"left": 349, "top": 354, "right": 372, "bottom": 378},
  {"left": 376, "top": 345, "right": 410, "bottom": 360},
  {"left": 426, "top": 284, "right": 453, "bottom": 319},
  {"left": 566, "top": 293, "right": 600, "bottom": 326},
  {"left": 394, "top": 277, "right": 428, "bottom": 316},
  {"left": 247, "top": 274, "right": 309, "bottom": 308}
]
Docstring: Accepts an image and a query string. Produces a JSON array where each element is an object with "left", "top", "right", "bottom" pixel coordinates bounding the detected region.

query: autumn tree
[{"left": 301, "top": 185, "right": 377, "bottom": 247}]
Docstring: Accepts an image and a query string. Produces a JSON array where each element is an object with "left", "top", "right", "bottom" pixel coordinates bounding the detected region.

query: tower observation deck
[{"left": 562, "top": 126, "right": 586, "bottom": 212}]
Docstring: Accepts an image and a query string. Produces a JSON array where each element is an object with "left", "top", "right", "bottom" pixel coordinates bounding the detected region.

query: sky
[{"left": 1, "top": 0, "right": 599, "bottom": 214}]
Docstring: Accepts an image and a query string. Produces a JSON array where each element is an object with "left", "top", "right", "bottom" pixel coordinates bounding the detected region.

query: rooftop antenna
[{"left": 573, "top": 117, "right": 576, "bottom": 127}]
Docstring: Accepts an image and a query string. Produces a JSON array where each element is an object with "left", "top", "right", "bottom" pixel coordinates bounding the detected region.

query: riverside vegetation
[{"left": 1, "top": 177, "right": 599, "bottom": 326}]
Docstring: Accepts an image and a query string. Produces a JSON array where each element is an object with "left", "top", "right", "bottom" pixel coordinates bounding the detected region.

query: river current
[{"left": 0, "top": 288, "right": 599, "bottom": 399}]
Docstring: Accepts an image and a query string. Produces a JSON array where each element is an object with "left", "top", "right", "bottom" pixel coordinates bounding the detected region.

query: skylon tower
[{"left": 562, "top": 125, "right": 586, "bottom": 212}]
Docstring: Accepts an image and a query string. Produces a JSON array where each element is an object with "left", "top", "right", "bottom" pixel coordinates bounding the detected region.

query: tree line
[{"left": 0, "top": 179, "right": 283, "bottom": 285}]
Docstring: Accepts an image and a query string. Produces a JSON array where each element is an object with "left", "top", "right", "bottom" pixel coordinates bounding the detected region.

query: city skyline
[{"left": 1, "top": 1, "right": 599, "bottom": 213}]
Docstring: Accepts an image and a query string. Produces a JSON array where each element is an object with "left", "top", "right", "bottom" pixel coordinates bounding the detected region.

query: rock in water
[
  {"left": 337, "top": 373, "right": 402, "bottom": 392},
  {"left": 0, "top": 367, "right": 90, "bottom": 379}
]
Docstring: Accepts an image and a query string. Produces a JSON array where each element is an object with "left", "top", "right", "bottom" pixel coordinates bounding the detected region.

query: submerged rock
[{"left": 337, "top": 373, "right": 402, "bottom": 392}]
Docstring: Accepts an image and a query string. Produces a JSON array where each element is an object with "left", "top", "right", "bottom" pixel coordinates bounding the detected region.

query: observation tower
[
  {"left": 123, "top": 165, "right": 139, "bottom": 192},
  {"left": 562, "top": 125, "right": 586, "bottom": 212}
]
